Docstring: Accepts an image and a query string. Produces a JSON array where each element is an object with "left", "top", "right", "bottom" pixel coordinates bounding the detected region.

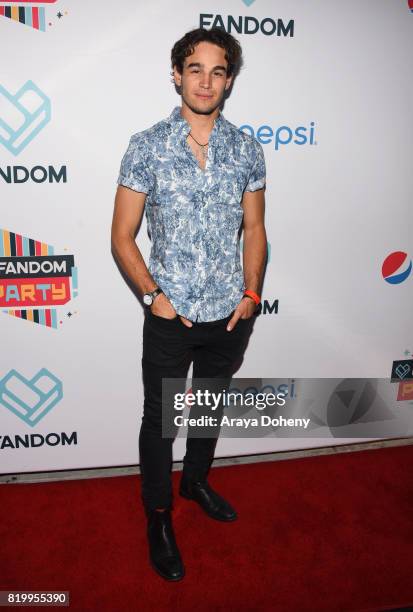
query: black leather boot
[
  {"left": 146, "top": 509, "right": 185, "bottom": 581},
  {"left": 179, "top": 477, "right": 237, "bottom": 522}
]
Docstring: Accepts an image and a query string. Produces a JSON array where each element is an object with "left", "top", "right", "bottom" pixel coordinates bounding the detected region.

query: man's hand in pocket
[
  {"left": 151, "top": 293, "right": 193, "bottom": 327},
  {"left": 150, "top": 293, "right": 177, "bottom": 320}
]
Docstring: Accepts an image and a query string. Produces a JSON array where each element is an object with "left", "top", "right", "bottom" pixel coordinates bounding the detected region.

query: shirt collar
[{"left": 167, "top": 106, "right": 224, "bottom": 141}]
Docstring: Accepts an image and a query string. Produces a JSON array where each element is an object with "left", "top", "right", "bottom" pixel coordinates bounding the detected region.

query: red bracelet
[{"left": 244, "top": 290, "right": 261, "bottom": 305}]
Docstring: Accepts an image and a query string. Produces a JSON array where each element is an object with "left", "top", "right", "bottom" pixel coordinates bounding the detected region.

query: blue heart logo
[
  {"left": 0, "top": 80, "right": 51, "bottom": 156},
  {"left": 242, "top": 0, "right": 256, "bottom": 6},
  {"left": 0, "top": 368, "right": 63, "bottom": 427}
]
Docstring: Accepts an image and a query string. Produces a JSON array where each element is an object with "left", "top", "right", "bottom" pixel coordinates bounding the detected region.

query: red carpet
[{"left": 1, "top": 444, "right": 413, "bottom": 611}]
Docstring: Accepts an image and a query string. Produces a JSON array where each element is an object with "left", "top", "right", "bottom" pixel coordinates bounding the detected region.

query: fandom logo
[
  {"left": 0, "top": 430, "right": 77, "bottom": 450},
  {"left": 390, "top": 359, "right": 413, "bottom": 383},
  {"left": 390, "top": 358, "right": 413, "bottom": 402},
  {"left": 256, "top": 299, "right": 278, "bottom": 315},
  {"left": 382, "top": 251, "right": 412, "bottom": 285},
  {"left": 0, "top": 80, "right": 51, "bottom": 155},
  {"left": 0, "top": 228, "right": 78, "bottom": 328},
  {"left": 200, "top": 14, "right": 294, "bottom": 37},
  {"left": 0, "top": 165, "right": 67, "bottom": 183},
  {"left": 0, "top": 368, "right": 63, "bottom": 427}
]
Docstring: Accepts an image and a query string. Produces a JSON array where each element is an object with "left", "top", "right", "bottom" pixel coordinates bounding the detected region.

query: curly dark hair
[{"left": 171, "top": 27, "right": 242, "bottom": 77}]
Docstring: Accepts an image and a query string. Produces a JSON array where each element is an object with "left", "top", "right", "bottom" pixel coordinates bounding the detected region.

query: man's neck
[{"left": 180, "top": 102, "right": 220, "bottom": 137}]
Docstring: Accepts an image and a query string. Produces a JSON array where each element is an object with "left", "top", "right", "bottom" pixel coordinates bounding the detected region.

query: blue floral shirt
[{"left": 117, "top": 106, "right": 266, "bottom": 322}]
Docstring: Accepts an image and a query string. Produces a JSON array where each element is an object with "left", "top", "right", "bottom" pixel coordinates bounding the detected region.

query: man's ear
[
  {"left": 173, "top": 65, "right": 182, "bottom": 87},
  {"left": 225, "top": 74, "right": 233, "bottom": 90}
]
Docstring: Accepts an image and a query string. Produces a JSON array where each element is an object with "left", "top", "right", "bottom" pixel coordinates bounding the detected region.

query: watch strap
[{"left": 150, "top": 287, "right": 163, "bottom": 300}]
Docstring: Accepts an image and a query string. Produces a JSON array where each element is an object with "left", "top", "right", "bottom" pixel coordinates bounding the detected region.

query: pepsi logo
[{"left": 382, "top": 251, "right": 412, "bottom": 285}]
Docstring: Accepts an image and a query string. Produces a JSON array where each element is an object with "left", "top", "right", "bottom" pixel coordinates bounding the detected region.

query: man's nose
[{"left": 199, "top": 72, "right": 212, "bottom": 88}]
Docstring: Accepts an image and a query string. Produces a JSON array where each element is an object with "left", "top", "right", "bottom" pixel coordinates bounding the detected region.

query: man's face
[{"left": 173, "top": 41, "right": 233, "bottom": 116}]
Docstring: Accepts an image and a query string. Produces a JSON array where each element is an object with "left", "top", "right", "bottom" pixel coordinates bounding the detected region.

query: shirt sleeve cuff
[
  {"left": 117, "top": 176, "right": 150, "bottom": 194},
  {"left": 244, "top": 177, "right": 266, "bottom": 192}
]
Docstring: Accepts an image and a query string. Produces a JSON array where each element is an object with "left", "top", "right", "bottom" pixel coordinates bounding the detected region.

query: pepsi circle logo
[
  {"left": 382, "top": 251, "right": 412, "bottom": 284},
  {"left": 408, "top": 0, "right": 413, "bottom": 13}
]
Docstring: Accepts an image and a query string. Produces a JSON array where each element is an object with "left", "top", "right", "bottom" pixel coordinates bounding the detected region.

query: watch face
[{"left": 143, "top": 294, "right": 152, "bottom": 306}]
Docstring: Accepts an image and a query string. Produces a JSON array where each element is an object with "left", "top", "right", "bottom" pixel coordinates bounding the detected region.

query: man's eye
[
  {"left": 214, "top": 72, "right": 224, "bottom": 76},
  {"left": 191, "top": 69, "right": 200, "bottom": 73}
]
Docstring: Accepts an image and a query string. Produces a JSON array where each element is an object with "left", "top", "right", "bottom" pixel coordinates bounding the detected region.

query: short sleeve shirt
[{"left": 117, "top": 106, "right": 266, "bottom": 322}]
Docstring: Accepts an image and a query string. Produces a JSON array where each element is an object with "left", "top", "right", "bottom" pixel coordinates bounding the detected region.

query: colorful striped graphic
[
  {"left": 0, "top": 228, "right": 53, "bottom": 258},
  {"left": 0, "top": 0, "right": 58, "bottom": 31},
  {"left": 0, "top": 229, "right": 77, "bottom": 329},
  {"left": 0, "top": 5, "right": 46, "bottom": 31},
  {"left": 3, "top": 307, "right": 58, "bottom": 328},
  {"left": 71, "top": 265, "right": 78, "bottom": 297}
]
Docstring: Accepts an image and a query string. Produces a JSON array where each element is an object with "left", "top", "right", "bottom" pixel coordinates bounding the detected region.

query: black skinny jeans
[{"left": 139, "top": 308, "right": 253, "bottom": 512}]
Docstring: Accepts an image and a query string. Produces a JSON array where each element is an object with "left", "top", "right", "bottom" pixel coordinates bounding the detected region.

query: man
[{"left": 111, "top": 27, "right": 267, "bottom": 581}]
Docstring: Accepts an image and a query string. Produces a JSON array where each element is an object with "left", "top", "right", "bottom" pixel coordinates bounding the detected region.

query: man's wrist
[
  {"left": 243, "top": 289, "right": 261, "bottom": 305},
  {"left": 143, "top": 286, "right": 163, "bottom": 306},
  {"left": 152, "top": 290, "right": 163, "bottom": 303},
  {"left": 143, "top": 281, "right": 158, "bottom": 294}
]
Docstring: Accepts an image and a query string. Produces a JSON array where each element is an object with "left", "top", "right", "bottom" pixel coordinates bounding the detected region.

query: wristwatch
[{"left": 143, "top": 286, "right": 163, "bottom": 306}]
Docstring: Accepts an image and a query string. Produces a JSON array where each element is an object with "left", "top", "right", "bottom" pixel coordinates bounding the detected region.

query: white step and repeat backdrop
[{"left": 1, "top": 0, "right": 412, "bottom": 473}]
